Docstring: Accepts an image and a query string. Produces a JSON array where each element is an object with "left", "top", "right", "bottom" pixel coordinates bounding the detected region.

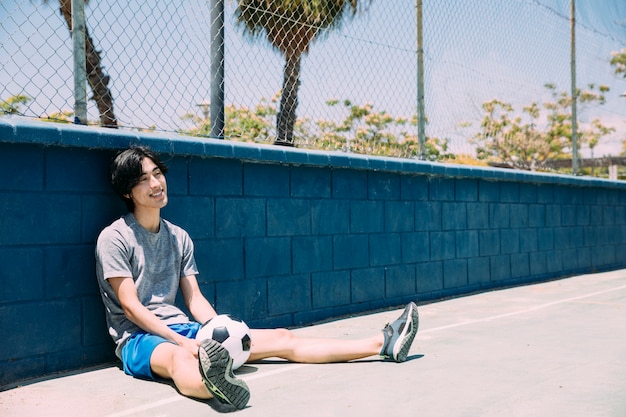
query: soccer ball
[{"left": 196, "top": 314, "right": 252, "bottom": 370}]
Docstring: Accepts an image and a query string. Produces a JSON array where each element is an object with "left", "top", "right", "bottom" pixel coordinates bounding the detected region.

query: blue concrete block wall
[{"left": 2, "top": 116, "right": 626, "bottom": 388}]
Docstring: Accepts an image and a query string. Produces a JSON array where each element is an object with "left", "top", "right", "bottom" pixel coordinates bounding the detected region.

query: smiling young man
[{"left": 95, "top": 146, "right": 419, "bottom": 410}]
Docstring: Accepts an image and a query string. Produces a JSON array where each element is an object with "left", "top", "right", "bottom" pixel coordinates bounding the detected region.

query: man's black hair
[{"left": 110, "top": 145, "right": 169, "bottom": 212}]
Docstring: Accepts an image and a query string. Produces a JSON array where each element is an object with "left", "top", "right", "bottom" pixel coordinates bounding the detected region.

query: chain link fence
[{"left": 2, "top": 0, "right": 626, "bottom": 168}]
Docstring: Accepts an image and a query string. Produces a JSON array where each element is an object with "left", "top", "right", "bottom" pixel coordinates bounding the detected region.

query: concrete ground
[{"left": 2, "top": 269, "right": 626, "bottom": 417}]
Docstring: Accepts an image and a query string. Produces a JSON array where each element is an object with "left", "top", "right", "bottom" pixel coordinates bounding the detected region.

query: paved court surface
[{"left": 2, "top": 269, "right": 626, "bottom": 416}]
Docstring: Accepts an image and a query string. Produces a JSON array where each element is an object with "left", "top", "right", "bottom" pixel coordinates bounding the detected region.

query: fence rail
[{"left": 2, "top": 0, "right": 625, "bottom": 173}]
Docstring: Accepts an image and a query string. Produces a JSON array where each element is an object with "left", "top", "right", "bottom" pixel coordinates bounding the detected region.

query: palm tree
[
  {"left": 235, "top": 0, "right": 370, "bottom": 145},
  {"left": 49, "top": 0, "right": 118, "bottom": 127}
]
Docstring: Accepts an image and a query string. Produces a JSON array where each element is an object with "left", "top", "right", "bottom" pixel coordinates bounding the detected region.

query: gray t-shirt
[{"left": 95, "top": 213, "right": 199, "bottom": 358}]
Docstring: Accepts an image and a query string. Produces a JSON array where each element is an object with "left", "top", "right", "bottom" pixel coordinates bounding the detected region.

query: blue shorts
[{"left": 121, "top": 322, "right": 201, "bottom": 380}]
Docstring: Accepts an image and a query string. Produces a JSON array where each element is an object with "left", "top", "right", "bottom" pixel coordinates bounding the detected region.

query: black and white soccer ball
[{"left": 196, "top": 314, "right": 252, "bottom": 370}]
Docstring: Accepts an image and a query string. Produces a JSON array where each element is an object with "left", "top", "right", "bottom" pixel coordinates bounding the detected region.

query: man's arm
[
  {"left": 108, "top": 276, "right": 200, "bottom": 356},
  {"left": 179, "top": 274, "right": 217, "bottom": 325}
]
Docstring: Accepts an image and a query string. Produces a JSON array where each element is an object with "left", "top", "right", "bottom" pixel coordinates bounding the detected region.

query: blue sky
[{"left": 2, "top": 0, "right": 625, "bottom": 156}]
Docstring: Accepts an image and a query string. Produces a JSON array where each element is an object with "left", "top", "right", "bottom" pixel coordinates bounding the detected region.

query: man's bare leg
[
  {"left": 150, "top": 342, "right": 211, "bottom": 398},
  {"left": 150, "top": 340, "right": 250, "bottom": 409},
  {"left": 248, "top": 302, "right": 419, "bottom": 364},
  {"left": 248, "top": 328, "right": 384, "bottom": 363}
]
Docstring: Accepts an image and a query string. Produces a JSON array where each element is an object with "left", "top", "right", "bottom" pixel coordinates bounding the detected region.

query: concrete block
[
  {"left": 385, "top": 201, "right": 414, "bottom": 232},
  {"left": 554, "top": 227, "right": 574, "bottom": 249},
  {"left": 401, "top": 232, "right": 430, "bottom": 263},
  {"left": 607, "top": 189, "right": 620, "bottom": 205},
  {"left": 0, "top": 193, "right": 81, "bottom": 245},
  {"left": 519, "top": 183, "right": 537, "bottom": 203},
  {"left": 164, "top": 196, "right": 214, "bottom": 239},
  {"left": 245, "top": 237, "right": 291, "bottom": 278},
  {"left": 46, "top": 147, "right": 111, "bottom": 192},
  {"left": 546, "top": 250, "right": 563, "bottom": 272},
  {"left": 468, "top": 257, "right": 490, "bottom": 284},
  {"left": 490, "top": 255, "right": 511, "bottom": 281},
  {"left": 536, "top": 183, "right": 554, "bottom": 203},
  {"left": 479, "top": 180, "right": 500, "bottom": 202},
  {"left": 500, "top": 229, "right": 520, "bottom": 254},
  {"left": 466, "top": 202, "right": 489, "bottom": 229},
  {"left": 163, "top": 157, "right": 189, "bottom": 197},
  {"left": 401, "top": 175, "right": 428, "bottom": 201},
  {"left": 194, "top": 238, "right": 244, "bottom": 282},
  {"left": 189, "top": 157, "right": 242, "bottom": 196},
  {"left": 456, "top": 230, "right": 479, "bottom": 258},
  {"left": 479, "top": 229, "right": 500, "bottom": 256},
  {"left": 603, "top": 206, "right": 616, "bottom": 226},
  {"left": 312, "top": 271, "right": 351, "bottom": 308},
  {"left": 429, "top": 177, "right": 455, "bottom": 201},
  {"left": 520, "top": 229, "right": 538, "bottom": 252},
  {"left": 613, "top": 206, "right": 624, "bottom": 225},
  {"left": 554, "top": 186, "right": 579, "bottom": 204},
  {"left": 500, "top": 181, "right": 520, "bottom": 202},
  {"left": 292, "top": 236, "right": 333, "bottom": 273},
  {"left": 350, "top": 200, "right": 384, "bottom": 233},
  {"left": 0, "top": 247, "right": 43, "bottom": 302},
  {"left": 351, "top": 268, "right": 385, "bottom": 303},
  {"left": 510, "top": 204, "right": 529, "bottom": 228},
  {"left": 45, "top": 345, "right": 114, "bottom": 375},
  {"left": 45, "top": 245, "right": 97, "bottom": 298},
  {"left": 455, "top": 178, "right": 478, "bottom": 202},
  {"left": 82, "top": 195, "right": 126, "bottom": 243},
  {"left": 561, "top": 205, "right": 577, "bottom": 226},
  {"left": 267, "top": 198, "right": 311, "bottom": 236},
  {"left": 215, "top": 197, "right": 265, "bottom": 238},
  {"left": 311, "top": 200, "right": 350, "bottom": 235},
  {"left": 442, "top": 202, "right": 467, "bottom": 230},
  {"left": 443, "top": 259, "right": 468, "bottom": 288},
  {"left": 368, "top": 171, "right": 400, "bottom": 200},
  {"left": 0, "top": 143, "right": 44, "bottom": 191},
  {"left": 574, "top": 247, "right": 590, "bottom": 270},
  {"left": 537, "top": 228, "right": 554, "bottom": 251},
  {"left": 0, "top": 356, "right": 45, "bottom": 388},
  {"left": 290, "top": 166, "right": 331, "bottom": 198},
  {"left": 386, "top": 264, "right": 416, "bottom": 298},
  {"left": 546, "top": 204, "right": 562, "bottom": 227},
  {"left": 589, "top": 206, "right": 603, "bottom": 225},
  {"left": 528, "top": 204, "right": 545, "bottom": 227},
  {"left": 81, "top": 296, "right": 112, "bottom": 347},
  {"left": 430, "top": 231, "right": 455, "bottom": 260},
  {"left": 0, "top": 300, "right": 80, "bottom": 361},
  {"left": 215, "top": 279, "right": 268, "bottom": 321},
  {"left": 416, "top": 261, "right": 443, "bottom": 293},
  {"left": 267, "top": 274, "right": 311, "bottom": 315},
  {"left": 511, "top": 253, "right": 530, "bottom": 278},
  {"left": 415, "top": 201, "right": 441, "bottom": 231},
  {"left": 333, "top": 235, "right": 369, "bottom": 269},
  {"left": 596, "top": 189, "right": 609, "bottom": 205},
  {"left": 529, "top": 252, "right": 547, "bottom": 276},
  {"left": 489, "top": 203, "right": 510, "bottom": 228},
  {"left": 332, "top": 169, "right": 367, "bottom": 199},
  {"left": 369, "top": 233, "right": 401, "bottom": 266}
]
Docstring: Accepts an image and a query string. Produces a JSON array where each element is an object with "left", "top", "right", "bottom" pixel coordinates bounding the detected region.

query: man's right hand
[{"left": 176, "top": 335, "right": 201, "bottom": 358}]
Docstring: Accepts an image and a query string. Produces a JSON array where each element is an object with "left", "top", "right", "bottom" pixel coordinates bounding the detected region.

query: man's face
[{"left": 127, "top": 157, "right": 168, "bottom": 212}]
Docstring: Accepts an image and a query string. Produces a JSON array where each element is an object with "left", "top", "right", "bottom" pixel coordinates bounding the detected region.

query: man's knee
[
  {"left": 151, "top": 343, "right": 196, "bottom": 378},
  {"left": 273, "top": 328, "right": 296, "bottom": 343}
]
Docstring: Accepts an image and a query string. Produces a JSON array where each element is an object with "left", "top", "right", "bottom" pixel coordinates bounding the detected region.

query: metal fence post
[
  {"left": 571, "top": 0, "right": 578, "bottom": 174},
  {"left": 416, "top": 0, "right": 426, "bottom": 160},
  {"left": 71, "top": 0, "right": 87, "bottom": 125},
  {"left": 210, "top": 0, "right": 225, "bottom": 139}
]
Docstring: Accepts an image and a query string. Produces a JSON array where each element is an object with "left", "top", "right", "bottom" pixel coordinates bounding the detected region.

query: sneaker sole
[
  {"left": 199, "top": 339, "right": 250, "bottom": 409},
  {"left": 393, "top": 302, "right": 419, "bottom": 362}
]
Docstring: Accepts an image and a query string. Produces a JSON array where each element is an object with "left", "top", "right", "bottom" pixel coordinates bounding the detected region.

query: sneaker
[
  {"left": 198, "top": 339, "right": 250, "bottom": 409},
  {"left": 380, "top": 302, "right": 419, "bottom": 362}
]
